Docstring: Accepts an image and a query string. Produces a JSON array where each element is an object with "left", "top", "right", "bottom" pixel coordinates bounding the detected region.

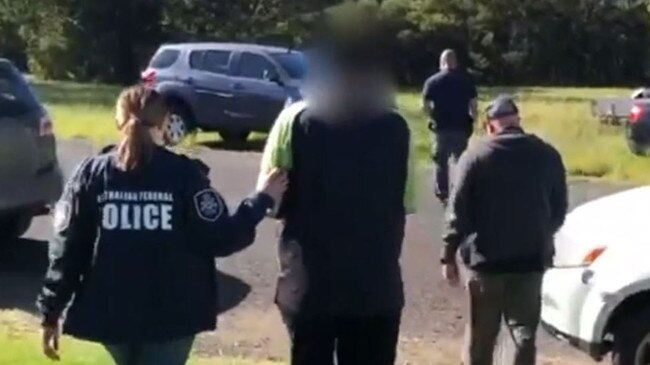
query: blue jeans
[{"left": 104, "top": 337, "right": 195, "bottom": 365}]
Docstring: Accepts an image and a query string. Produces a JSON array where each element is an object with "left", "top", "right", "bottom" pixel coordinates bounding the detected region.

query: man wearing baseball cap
[{"left": 441, "top": 95, "right": 568, "bottom": 365}]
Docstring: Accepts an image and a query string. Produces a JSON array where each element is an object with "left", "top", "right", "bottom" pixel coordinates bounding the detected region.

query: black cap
[{"left": 485, "top": 95, "right": 519, "bottom": 119}]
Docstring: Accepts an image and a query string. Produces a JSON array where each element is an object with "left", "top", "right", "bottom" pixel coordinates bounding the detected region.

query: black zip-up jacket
[
  {"left": 275, "top": 110, "right": 410, "bottom": 316},
  {"left": 36, "top": 146, "right": 273, "bottom": 343},
  {"left": 442, "top": 127, "right": 568, "bottom": 272}
]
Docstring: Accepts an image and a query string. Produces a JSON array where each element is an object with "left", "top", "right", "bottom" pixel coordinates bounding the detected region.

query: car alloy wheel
[{"left": 166, "top": 113, "right": 187, "bottom": 146}]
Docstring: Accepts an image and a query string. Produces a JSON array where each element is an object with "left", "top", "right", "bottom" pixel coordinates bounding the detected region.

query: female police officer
[{"left": 36, "top": 85, "right": 287, "bottom": 365}]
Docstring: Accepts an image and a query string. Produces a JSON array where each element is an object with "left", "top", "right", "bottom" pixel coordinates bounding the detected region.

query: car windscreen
[
  {"left": 0, "top": 66, "right": 40, "bottom": 118},
  {"left": 271, "top": 52, "right": 306, "bottom": 80}
]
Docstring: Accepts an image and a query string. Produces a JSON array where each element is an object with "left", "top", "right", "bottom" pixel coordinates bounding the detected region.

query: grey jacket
[{"left": 442, "top": 127, "right": 568, "bottom": 272}]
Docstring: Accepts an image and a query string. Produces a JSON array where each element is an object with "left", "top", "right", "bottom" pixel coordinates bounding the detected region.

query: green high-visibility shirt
[{"left": 259, "top": 101, "right": 417, "bottom": 214}]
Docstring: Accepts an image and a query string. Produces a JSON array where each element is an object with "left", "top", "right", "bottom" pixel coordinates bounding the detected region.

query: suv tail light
[
  {"left": 39, "top": 115, "right": 54, "bottom": 136},
  {"left": 141, "top": 68, "right": 157, "bottom": 85},
  {"left": 630, "top": 105, "right": 643, "bottom": 124}
]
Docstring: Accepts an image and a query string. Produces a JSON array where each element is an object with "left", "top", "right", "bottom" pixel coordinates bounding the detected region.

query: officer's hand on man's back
[{"left": 257, "top": 169, "right": 289, "bottom": 207}]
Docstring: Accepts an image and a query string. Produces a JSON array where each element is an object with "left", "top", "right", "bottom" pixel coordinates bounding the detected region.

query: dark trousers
[
  {"left": 282, "top": 312, "right": 401, "bottom": 365},
  {"left": 104, "top": 336, "right": 194, "bottom": 365},
  {"left": 463, "top": 271, "right": 543, "bottom": 365},
  {"left": 433, "top": 130, "right": 470, "bottom": 202}
]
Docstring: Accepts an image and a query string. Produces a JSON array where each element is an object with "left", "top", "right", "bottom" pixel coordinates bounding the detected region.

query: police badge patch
[
  {"left": 193, "top": 189, "right": 224, "bottom": 222},
  {"left": 53, "top": 200, "right": 72, "bottom": 232}
]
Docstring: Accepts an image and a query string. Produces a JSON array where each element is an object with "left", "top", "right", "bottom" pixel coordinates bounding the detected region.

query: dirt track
[{"left": 0, "top": 139, "right": 629, "bottom": 364}]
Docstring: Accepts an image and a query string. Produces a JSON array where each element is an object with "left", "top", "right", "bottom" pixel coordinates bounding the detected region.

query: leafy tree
[{"left": 2, "top": 0, "right": 650, "bottom": 85}]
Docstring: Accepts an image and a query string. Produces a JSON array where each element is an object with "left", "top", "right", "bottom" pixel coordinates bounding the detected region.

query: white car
[{"left": 542, "top": 186, "right": 650, "bottom": 365}]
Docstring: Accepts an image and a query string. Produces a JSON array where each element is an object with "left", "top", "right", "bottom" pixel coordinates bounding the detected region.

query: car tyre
[
  {"left": 612, "top": 309, "right": 650, "bottom": 365},
  {"left": 0, "top": 211, "right": 32, "bottom": 242},
  {"left": 627, "top": 138, "right": 647, "bottom": 156},
  {"left": 219, "top": 131, "right": 250, "bottom": 144},
  {"left": 626, "top": 126, "right": 647, "bottom": 156},
  {"left": 167, "top": 101, "right": 196, "bottom": 145}
]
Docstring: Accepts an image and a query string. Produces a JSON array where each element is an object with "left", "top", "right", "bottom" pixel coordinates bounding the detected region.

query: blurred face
[{"left": 303, "top": 55, "right": 394, "bottom": 120}]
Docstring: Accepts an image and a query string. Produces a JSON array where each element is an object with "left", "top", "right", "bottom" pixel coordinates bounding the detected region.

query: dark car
[
  {"left": 627, "top": 102, "right": 650, "bottom": 155},
  {"left": 142, "top": 43, "right": 306, "bottom": 143},
  {"left": 0, "top": 59, "right": 63, "bottom": 241}
]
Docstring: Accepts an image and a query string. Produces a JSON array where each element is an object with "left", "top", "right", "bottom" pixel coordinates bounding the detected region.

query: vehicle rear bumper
[
  {"left": 0, "top": 164, "right": 63, "bottom": 212},
  {"left": 542, "top": 321, "right": 605, "bottom": 361}
]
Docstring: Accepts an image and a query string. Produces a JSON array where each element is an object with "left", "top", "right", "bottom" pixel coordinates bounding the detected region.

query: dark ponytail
[
  {"left": 117, "top": 117, "right": 153, "bottom": 171},
  {"left": 114, "top": 86, "right": 167, "bottom": 171}
]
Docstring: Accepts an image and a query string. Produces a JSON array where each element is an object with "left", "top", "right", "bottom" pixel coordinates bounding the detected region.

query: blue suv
[{"left": 142, "top": 43, "right": 306, "bottom": 143}]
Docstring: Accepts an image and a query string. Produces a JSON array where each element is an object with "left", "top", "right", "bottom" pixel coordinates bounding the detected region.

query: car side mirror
[{"left": 264, "top": 70, "right": 284, "bottom": 86}]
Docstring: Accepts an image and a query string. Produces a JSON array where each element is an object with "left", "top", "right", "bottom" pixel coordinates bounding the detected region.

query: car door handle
[
  {"left": 232, "top": 83, "right": 244, "bottom": 90},
  {"left": 196, "top": 88, "right": 233, "bottom": 98},
  {"left": 179, "top": 76, "right": 193, "bottom": 84}
]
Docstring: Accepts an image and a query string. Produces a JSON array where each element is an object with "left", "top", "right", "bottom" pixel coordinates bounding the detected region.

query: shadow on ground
[
  {"left": 0, "top": 238, "right": 251, "bottom": 315},
  {"left": 199, "top": 139, "right": 266, "bottom": 153}
]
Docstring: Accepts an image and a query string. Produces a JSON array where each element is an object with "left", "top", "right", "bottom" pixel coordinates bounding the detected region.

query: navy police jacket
[{"left": 36, "top": 146, "right": 273, "bottom": 343}]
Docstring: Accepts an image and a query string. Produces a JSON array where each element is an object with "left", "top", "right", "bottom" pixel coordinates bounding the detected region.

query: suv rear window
[
  {"left": 0, "top": 65, "right": 40, "bottom": 117},
  {"left": 150, "top": 49, "right": 180, "bottom": 69}
]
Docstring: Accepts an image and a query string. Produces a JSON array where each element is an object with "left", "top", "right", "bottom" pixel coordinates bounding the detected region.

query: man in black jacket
[
  {"left": 441, "top": 95, "right": 568, "bottom": 365},
  {"left": 258, "top": 18, "right": 413, "bottom": 365}
]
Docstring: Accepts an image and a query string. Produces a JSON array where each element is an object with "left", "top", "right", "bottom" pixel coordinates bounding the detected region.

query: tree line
[{"left": 1, "top": 0, "right": 649, "bottom": 86}]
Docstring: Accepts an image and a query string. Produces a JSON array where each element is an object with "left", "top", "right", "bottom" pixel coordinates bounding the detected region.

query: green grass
[
  {"left": 0, "top": 331, "right": 276, "bottom": 365},
  {"left": 0, "top": 312, "right": 280, "bottom": 365},
  {"left": 31, "top": 80, "right": 650, "bottom": 183}
]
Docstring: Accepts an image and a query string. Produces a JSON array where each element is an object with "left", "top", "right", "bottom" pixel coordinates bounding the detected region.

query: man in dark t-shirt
[{"left": 422, "top": 49, "right": 478, "bottom": 205}]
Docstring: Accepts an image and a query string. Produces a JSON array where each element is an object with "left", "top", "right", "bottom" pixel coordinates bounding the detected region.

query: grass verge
[
  {"left": 32, "top": 80, "right": 650, "bottom": 183},
  {"left": 0, "top": 311, "right": 280, "bottom": 365}
]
